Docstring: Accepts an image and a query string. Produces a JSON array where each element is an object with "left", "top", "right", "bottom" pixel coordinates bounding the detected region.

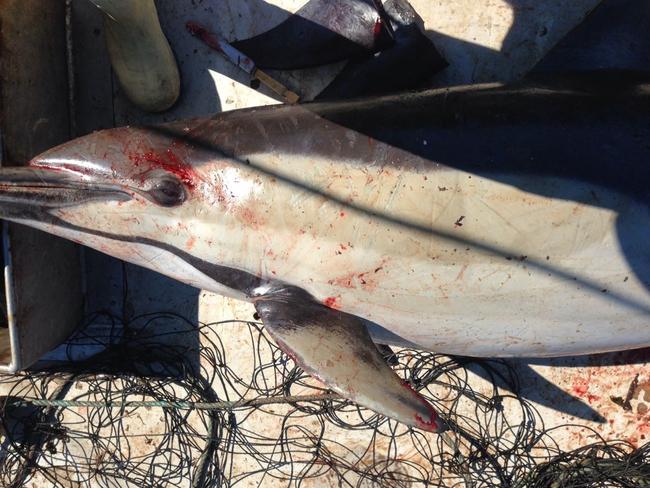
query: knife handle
[{"left": 252, "top": 69, "right": 300, "bottom": 104}]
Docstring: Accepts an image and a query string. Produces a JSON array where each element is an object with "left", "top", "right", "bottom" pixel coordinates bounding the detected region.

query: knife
[{"left": 186, "top": 21, "right": 300, "bottom": 104}]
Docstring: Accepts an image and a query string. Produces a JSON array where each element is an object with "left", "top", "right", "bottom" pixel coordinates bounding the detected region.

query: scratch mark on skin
[
  {"left": 479, "top": 269, "right": 500, "bottom": 282},
  {"left": 429, "top": 189, "right": 456, "bottom": 228},
  {"left": 131, "top": 245, "right": 165, "bottom": 268},
  {"left": 500, "top": 273, "right": 513, "bottom": 289},
  {"left": 382, "top": 174, "right": 404, "bottom": 215},
  {"left": 455, "top": 264, "right": 468, "bottom": 282},
  {"left": 477, "top": 198, "right": 524, "bottom": 235}
]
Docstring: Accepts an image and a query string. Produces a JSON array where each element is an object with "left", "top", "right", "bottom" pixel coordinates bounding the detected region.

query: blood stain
[{"left": 323, "top": 296, "right": 341, "bottom": 309}]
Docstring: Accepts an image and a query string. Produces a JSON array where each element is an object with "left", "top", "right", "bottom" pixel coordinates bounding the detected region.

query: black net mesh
[{"left": 0, "top": 312, "right": 647, "bottom": 487}]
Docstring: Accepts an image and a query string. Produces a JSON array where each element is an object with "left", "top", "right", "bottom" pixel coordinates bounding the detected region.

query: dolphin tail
[{"left": 254, "top": 291, "right": 444, "bottom": 432}]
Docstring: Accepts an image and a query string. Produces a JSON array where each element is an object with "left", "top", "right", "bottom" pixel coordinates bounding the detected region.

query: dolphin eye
[{"left": 147, "top": 176, "right": 186, "bottom": 207}]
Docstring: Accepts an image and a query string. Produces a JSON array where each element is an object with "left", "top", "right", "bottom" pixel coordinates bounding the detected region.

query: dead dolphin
[{"left": 0, "top": 72, "right": 649, "bottom": 431}]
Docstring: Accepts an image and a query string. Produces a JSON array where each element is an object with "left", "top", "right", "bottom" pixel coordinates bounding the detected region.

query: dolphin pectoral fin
[{"left": 254, "top": 296, "right": 444, "bottom": 432}]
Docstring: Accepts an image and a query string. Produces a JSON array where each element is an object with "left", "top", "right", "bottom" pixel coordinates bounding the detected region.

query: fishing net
[{"left": 0, "top": 309, "right": 648, "bottom": 487}]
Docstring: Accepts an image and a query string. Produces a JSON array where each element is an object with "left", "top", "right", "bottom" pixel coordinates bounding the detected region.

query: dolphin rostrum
[{"left": 1, "top": 72, "right": 649, "bottom": 432}]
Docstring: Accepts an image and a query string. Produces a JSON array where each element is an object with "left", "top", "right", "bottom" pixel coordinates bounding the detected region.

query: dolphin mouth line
[{"left": 0, "top": 167, "right": 132, "bottom": 211}]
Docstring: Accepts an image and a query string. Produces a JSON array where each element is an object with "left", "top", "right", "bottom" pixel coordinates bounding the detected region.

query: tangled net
[{"left": 0, "top": 311, "right": 648, "bottom": 487}]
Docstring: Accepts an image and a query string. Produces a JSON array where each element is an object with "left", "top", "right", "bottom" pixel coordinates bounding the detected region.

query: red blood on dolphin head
[{"left": 128, "top": 147, "right": 198, "bottom": 190}]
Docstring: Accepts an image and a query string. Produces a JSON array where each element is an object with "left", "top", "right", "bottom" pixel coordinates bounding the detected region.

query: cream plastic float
[{"left": 89, "top": 0, "right": 180, "bottom": 112}]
